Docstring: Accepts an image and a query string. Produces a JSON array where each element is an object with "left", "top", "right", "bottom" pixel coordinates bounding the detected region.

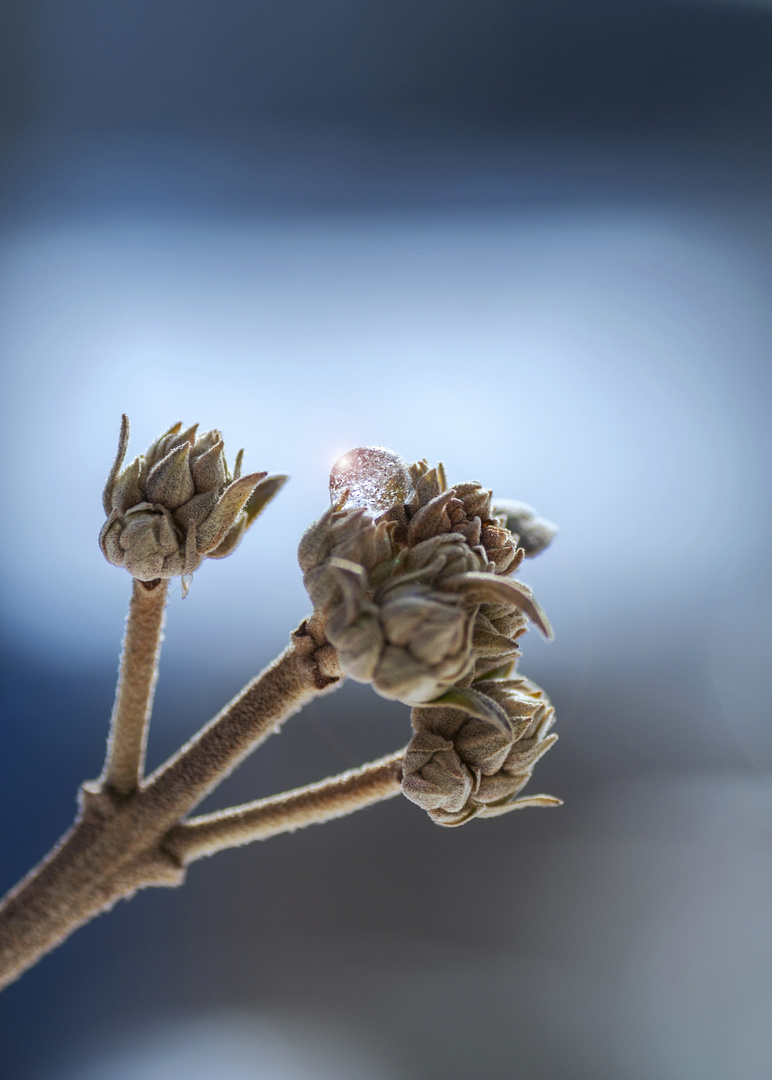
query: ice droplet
[{"left": 329, "top": 446, "right": 413, "bottom": 514}]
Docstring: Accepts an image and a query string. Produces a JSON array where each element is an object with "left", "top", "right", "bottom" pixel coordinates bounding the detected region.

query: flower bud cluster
[
  {"left": 298, "top": 449, "right": 554, "bottom": 707},
  {"left": 101, "top": 416, "right": 285, "bottom": 581},
  {"left": 401, "top": 677, "right": 560, "bottom": 826}
]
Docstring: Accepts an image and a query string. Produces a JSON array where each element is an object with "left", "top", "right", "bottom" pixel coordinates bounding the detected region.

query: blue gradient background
[{"left": 1, "top": 2, "right": 771, "bottom": 1078}]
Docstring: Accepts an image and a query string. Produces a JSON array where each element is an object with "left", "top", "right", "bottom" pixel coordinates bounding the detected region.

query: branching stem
[
  {"left": 0, "top": 617, "right": 344, "bottom": 992},
  {"left": 139, "top": 618, "right": 339, "bottom": 826}
]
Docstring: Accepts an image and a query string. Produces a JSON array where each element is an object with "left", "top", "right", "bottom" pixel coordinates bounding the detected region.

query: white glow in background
[
  {"left": 0, "top": 206, "right": 769, "bottom": 702},
  {"left": 53, "top": 1012, "right": 393, "bottom": 1080}
]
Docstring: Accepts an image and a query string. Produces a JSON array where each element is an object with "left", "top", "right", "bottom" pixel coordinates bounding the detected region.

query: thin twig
[
  {"left": 165, "top": 749, "right": 406, "bottom": 863},
  {"left": 103, "top": 578, "right": 168, "bottom": 796},
  {"left": 139, "top": 617, "right": 341, "bottom": 826}
]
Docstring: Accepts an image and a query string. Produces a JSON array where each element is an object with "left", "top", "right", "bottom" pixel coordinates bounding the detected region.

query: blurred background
[{"left": 1, "top": 1, "right": 771, "bottom": 1077}]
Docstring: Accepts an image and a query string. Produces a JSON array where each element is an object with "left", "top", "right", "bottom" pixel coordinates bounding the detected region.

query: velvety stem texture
[
  {"left": 103, "top": 578, "right": 169, "bottom": 796},
  {"left": 0, "top": 620, "right": 343, "bottom": 992},
  {"left": 165, "top": 749, "right": 405, "bottom": 862}
]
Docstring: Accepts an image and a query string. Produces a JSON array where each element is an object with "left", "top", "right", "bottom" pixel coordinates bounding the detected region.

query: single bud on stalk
[
  {"left": 100, "top": 415, "right": 286, "bottom": 580},
  {"left": 402, "top": 677, "right": 561, "bottom": 826}
]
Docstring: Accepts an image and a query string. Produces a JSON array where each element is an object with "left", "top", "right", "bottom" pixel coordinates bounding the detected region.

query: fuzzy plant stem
[
  {"left": 138, "top": 617, "right": 341, "bottom": 825},
  {"left": 0, "top": 618, "right": 340, "bottom": 992},
  {"left": 103, "top": 577, "right": 168, "bottom": 796},
  {"left": 165, "top": 749, "right": 405, "bottom": 863}
]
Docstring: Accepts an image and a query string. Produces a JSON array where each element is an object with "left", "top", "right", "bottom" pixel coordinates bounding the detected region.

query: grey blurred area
[{"left": 1, "top": 2, "right": 772, "bottom": 1079}]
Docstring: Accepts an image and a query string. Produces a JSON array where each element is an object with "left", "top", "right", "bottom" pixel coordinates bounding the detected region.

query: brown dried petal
[
  {"left": 475, "top": 677, "right": 545, "bottom": 716},
  {"left": 406, "top": 490, "right": 458, "bottom": 545},
  {"left": 530, "top": 701, "right": 557, "bottom": 740},
  {"left": 146, "top": 421, "right": 184, "bottom": 468},
  {"left": 302, "top": 564, "right": 347, "bottom": 621},
  {"left": 401, "top": 732, "right": 473, "bottom": 813},
  {"left": 119, "top": 511, "right": 176, "bottom": 579},
  {"left": 195, "top": 472, "right": 266, "bottom": 554},
  {"left": 243, "top": 474, "right": 289, "bottom": 528},
  {"left": 483, "top": 604, "right": 529, "bottom": 639},
  {"left": 397, "top": 534, "right": 476, "bottom": 578},
  {"left": 452, "top": 516, "right": 482, "bottom": 548},
  {"left": 334, "top": 516, "right": 393, "bottom": 575},
  {"left": 452, "top": 718, "right": 514, "bottom": 775},
  {"left": 99, "top": 517, "right": 124, "bottom": 566},
  {"left": 425, "top": 804, "right": 479, "bottom": 827},
  {"left": 376, "top": 600, "right": 478, "bottom": 698},
  {"left": 327, "top": 610, "right": 384, "bottom": 682},
  {"left": 145, "top": 443, "right": 196, "bottom": 510},
  {"left": 474, "top": 771, "right": 532, "bottom": 805},
  {"left": 297, "top": 509, "right": 338, "bottom": 573},
  {"left": 502, "top": 733, "right": 559, "bottom": 772},
  {"left": 407, "top": 461, "right": 447, "bottom": 510},
  {"left": 372, "top": 645, "right": 451, "bottom": 703},
  {"left": 453, "top": 482, "right": 492, "bottom": 522},
  {"left": 111, "top": 457, "right": 143, "bottom": 514},
  {"left": 190, "top": 439, "right": 227, "bottom": 493},
  {"left": 102, "top": 414, "right": 131, "bottom": 515},
  {"left": 479, "top": 522, "right": 519, "bottom": 574},
  {"left": 440, "top": 572, "right": 553, "bottom": 639},
  {"left": 173, "top": 490, "right": 218, "bottom": 530},
  {"left": 189, "top": 428, "right": 222, "bottom": 462},
  {"left": 409, "top": 704, "right": 467, "bottom": 740},
  {"left": 410, "top": 610, "right": 470, "bottom": 669},
  {"left": 472, "top": 618, "right": 521, "bottom": 658},
  {"left": 159, "top": 423, "right": 198, "bottom": 462},
  {"left": 476, "top": 794, "right": 563, "bottom": 818},
  {"left": 206, "top": 516, "right": 247, "bottom": 560}
]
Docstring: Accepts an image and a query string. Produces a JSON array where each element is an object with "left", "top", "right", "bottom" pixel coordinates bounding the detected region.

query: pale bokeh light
[{"left": 1, "top": 208, "right": 768, "bottom": 673}]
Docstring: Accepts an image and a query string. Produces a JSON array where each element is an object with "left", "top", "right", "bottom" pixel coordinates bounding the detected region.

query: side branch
[
  {"left": 140, "top": 617, "right": 341, "bottom": 826},
  {"left": 103, "top": 578, "right": 168, "bottom": 796},
  {"left": 165, "top": 749, "right": 405, "bottom": 863}
]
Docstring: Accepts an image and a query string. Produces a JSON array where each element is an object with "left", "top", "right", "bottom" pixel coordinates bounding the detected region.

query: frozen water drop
[{"left": 330, "top": 446, "right": 413, "bottom": 514}]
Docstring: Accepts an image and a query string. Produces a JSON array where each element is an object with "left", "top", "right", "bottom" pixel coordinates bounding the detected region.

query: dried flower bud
[
  {"left": 100, "top": 415, "right": 286, "bottom": 581},
  {"left": 471, "top": 603, "right": 528, "bottom": 675},
  {"left": 402, "top": 677, "right": 560, "bottom": 826},
  {"left": 492, "top": 499, "right": 558, "bottom": 557},
  {"left": 299, "top": 507, "right": 396, "bottom": 621},
  {"left": 403, "top": 476, "right": 522, "bottom": 575},
  {"left": 298, "top": 446, "right": 554, "bottom": 707},
  {"left": 324, "top": 550, "right": 479, "bottom": 703},
  {"left": 407, "top": 460, "right": 447, "bottom": 509}
]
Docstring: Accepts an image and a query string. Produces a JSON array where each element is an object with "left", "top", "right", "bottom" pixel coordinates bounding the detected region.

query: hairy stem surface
[
  {"left": 139, "top": 618, "right": 341, "bottom": 825},
  {"left": 0, "top": 618, "right": 341, "bottom": 991},
  {"left": 103, "top": 578, "right": 168, "bottom": 796},
  {"left": 165, "top": 749, "right": 405, "bottom": 862},
  {"left": 0, "top": 787, "right": 184, "bottom": 992}
]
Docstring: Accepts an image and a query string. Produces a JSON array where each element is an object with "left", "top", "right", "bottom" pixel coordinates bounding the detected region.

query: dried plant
[{"left": 0, "top": 419, "right": 560, "bottom": 991}]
